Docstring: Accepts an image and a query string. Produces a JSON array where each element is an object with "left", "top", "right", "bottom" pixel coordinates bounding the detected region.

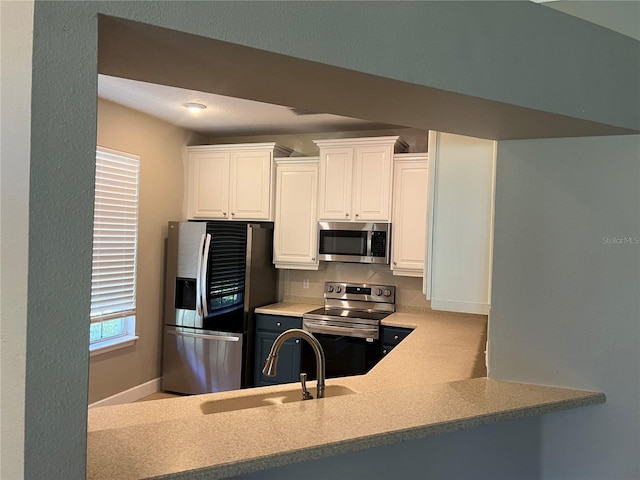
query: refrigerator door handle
[
  {"left": 195, "top": 233, "right": 206, "bottom": 317},
  {"left": 166, "top": 328, "right": 241, "bottom": 342},
  {"left": 200, "top": 233, "right": 212, "bottom": 318}
]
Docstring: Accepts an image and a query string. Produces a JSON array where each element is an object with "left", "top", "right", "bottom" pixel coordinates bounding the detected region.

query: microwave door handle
[
  {"left": 195, "top": 233, "right": 206, "bottom": 317},
  {"left": 366, "top": 230, "right": 373, "bottom": 258},
  {"left": 200, "top": 233, "right": 212, "bottom": 318}
]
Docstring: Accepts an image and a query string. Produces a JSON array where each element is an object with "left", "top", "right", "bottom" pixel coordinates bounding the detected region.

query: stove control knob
[
  {"left": 327, "top": 285, "right": 334, "bottom": 293},
  {"left": 375, "top": 288, "right": 383, "bottom": 296},
  {"left": 384, "top": 289, "right": 392, "bottom": 297},
  {"left": 336, "top": 286, "right": 343, "bottom": 294}
]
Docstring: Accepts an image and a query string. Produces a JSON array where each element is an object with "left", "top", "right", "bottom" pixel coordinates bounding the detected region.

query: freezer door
[
  {"left": 161, "top": 326, "right": 244, "bottom": 394},
  {"left": 165, "top": 221, "right": 207, "bottom": 328}
]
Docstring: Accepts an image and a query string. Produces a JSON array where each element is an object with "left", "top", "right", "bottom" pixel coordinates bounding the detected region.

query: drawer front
[
  {"left": 255, "top": 314, "right": 302, "bottom": 333},
  {"left": 382, "top": 326, "right": 412, "bottom": 346}
]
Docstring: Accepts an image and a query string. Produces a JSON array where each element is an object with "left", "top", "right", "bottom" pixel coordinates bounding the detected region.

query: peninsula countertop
[{"left": 87, "top": 304, "right": 605, "bottom": 480}]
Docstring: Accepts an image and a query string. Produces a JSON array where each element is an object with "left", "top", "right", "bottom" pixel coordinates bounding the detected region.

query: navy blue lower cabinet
[
  {"left": 380, "top": 326, "right": 413, "bottom": 357},
  {"left": 254, "top": 314, "right": 302, "bottom": 386}
]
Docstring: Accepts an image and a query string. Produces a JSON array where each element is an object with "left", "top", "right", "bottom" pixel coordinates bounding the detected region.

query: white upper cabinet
[
  {"left": 273, "top": 157, "right": 319, "bottom": 270},
  {"left": 188, "top": 150, "right": 231, "bottom": 219},
  {"left": 316, "top": 147, "right": 353, "bottom": 220},
  {"left": 228, "top": 150, "right": 272, "bottom": 220},
  {"left": 391, "top": 154, "right": 429, "bottom": 277},
  {"left": 187, "top": 143, "right": 292, "bottom": 220},
  {"left": 314, "top": 136, "right": 408, "bottom": 222}
]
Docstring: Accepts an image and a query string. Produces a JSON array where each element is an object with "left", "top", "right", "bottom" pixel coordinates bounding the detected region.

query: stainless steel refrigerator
[{"left": 162, "top": 220, "right": 277, "bottom": 394}]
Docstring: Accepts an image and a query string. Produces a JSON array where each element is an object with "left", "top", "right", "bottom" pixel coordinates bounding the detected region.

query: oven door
[{"left": 302, "top": 318, "right": 381, "bottom": 379}]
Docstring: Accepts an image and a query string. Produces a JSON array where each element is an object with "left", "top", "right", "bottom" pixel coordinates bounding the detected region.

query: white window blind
[{"left": 90, "top": 147, "right": 140, "bottom": 347}]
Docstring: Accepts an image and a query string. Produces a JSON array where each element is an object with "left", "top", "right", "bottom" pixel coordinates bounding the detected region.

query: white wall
[
  {"left": 427, "top": 132, "right": 495, "bottom": 314},
  {"left": 489, "top": 135, "right": 640, "bottom": 479},
  {"left": 0, "top": 1, "right": 33, "bottom": 478}
]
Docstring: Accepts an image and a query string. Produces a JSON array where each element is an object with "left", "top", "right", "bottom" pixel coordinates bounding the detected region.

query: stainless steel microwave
[{"left": 317, "top": 222, "right": 391, "bottom": 264}]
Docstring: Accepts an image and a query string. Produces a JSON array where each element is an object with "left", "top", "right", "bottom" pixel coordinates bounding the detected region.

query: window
[{"left": 89, "top": 147, "right": 140, "bottom": 355}]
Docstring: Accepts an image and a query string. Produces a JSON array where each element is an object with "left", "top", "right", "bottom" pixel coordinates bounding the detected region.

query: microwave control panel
[{"left": 371, "top": 231, "right": 387, "bottom": 257}]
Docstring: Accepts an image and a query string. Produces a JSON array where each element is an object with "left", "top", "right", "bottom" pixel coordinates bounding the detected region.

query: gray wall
[
  {"left": 489, "top": 134, "right": 640, "bottom": 479},
  {"left": 9, "top": 1, "right": 639, "bottom": 478},
  {"left": 546, "top": 0, "right": 640, "bottom": 41},
  {"left": 233, "top": 416, "right": 543, "bottom": 480}
]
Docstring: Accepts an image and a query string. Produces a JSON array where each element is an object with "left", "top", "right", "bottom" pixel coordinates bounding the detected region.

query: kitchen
[
  {"left": 86, "top": 78, "right": 603, "bottom": 480},
  {"left": 89, "top": 79, "right": 494, "bottom": 404},
  {"left": 10, "top": 2, "right": 639, "bottom": 480}
]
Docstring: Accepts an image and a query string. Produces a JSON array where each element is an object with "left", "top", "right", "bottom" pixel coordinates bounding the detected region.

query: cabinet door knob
[
  {"left": 393, "top": 261, "right": 397, "bottom": 265},
  {"left": 394, "top": 335, "right": 399, "bottom": 340},
  {"left": 295, "top": 339, "right": 300, "bottom": 344},
  {"left": 276, "top": 322, "right": 281, "bottom": 327},
  {"left": 231, "top": 212, "right": 235, "bottom": 216},
  {"left": 355, "top": 213, "right": 359, "bottom": 217},
  {"left": 345, "top": 213, "right": 350, "bottom": 217},
  {"left": 311, "top": 257, "right": 316, "bottom": 261},
  {"left": 223, "top": 212, "right": 227, "bottom": 216},
  {"left": 382, "top": 349, "right": 388, "bottom": 355}
]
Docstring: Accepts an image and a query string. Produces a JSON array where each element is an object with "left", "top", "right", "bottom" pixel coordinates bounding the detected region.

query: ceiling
[{"left": 97, "top": 74, "right": 402, "bottom": 138}]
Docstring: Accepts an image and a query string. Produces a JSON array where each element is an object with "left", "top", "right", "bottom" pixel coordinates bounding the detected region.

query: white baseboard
[
  {"left": 89, "top": 377, "right": 161, "bottom": 409},
  {"left": 430, "top": 299, "right": 490, "bottom": 315}
]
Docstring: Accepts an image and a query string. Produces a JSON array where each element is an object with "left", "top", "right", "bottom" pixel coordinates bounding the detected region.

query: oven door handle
[{"left": 303, "top": 319, "right": 379, "bottom": 340}]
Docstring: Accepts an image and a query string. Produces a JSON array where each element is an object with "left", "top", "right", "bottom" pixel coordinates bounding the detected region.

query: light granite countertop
[
  {"left": 87, "top": 304, "right": 605, "bottom": 480},
  {"left": 254, "top": 302, "right": 321, "bottom": 317}
]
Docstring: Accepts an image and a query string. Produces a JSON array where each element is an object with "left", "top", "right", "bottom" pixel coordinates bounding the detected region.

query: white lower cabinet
[
  {"left": 391, "top": 154, "right": 429, "bottom": 277},
  {"left": 273, "top": 157, "right": 319, "bottom": 270}
]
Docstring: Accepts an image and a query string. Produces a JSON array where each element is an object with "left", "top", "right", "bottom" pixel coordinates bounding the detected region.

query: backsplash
[{"left": 280, "top": 263, "right": 431, "bottom": 313}]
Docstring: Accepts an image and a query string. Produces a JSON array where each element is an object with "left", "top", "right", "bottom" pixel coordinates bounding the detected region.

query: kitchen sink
[{"left": 200, "top": 385, "right": 356, "bottom": 415}]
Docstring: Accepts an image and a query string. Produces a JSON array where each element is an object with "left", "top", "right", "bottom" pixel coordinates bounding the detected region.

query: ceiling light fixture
[{"left": 183, "top": 102, "right": 207, "bottom": 113}]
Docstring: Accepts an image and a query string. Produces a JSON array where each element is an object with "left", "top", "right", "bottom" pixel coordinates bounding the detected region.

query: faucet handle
[{"left": 300, "top": 373, "right": 313, "bottom": 400}]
